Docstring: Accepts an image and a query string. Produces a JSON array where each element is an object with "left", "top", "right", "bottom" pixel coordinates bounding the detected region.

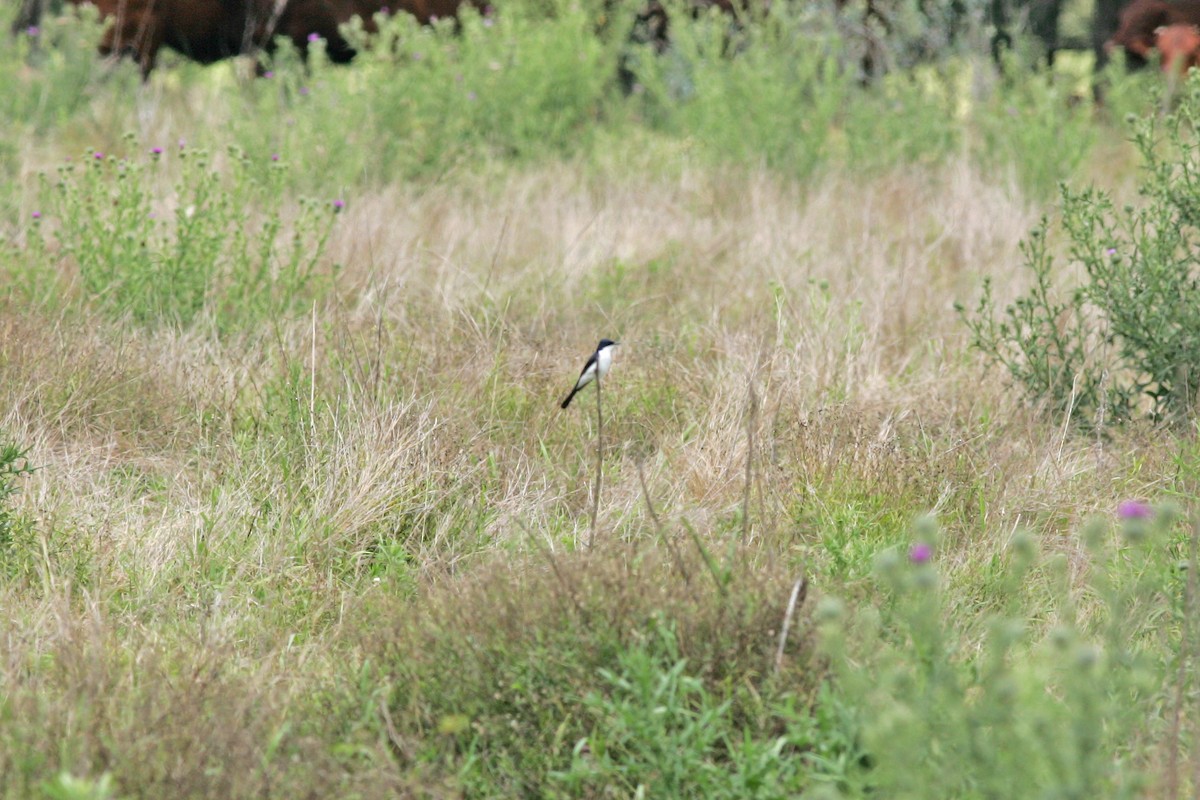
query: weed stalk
[{"left": 589, "top": 376, "right": 603, "bottom": 549}]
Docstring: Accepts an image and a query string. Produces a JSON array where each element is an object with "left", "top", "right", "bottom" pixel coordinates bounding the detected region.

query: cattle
[
  {"left": 1155, "top": 22, "right": 1200, "bottom": 71},
  {"left": 1105, "top": 0, "right": 1200, "bottom": 68},
  {"left": 25, "top": 0, "right": 482, "bottom": 77}
]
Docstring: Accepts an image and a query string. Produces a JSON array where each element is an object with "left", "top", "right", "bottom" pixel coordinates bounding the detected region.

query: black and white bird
[{"left": 560, "top": 339, "right": 618, "bottom": 409}]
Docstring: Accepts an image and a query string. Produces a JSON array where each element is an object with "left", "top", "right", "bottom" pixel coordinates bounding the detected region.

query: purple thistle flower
[
  {"left": 264, "top": 70, "right": 274, "bottom": 78},
  {"left": 299, "top": 86, "right": 310, "bottom": 96},
  {"left": 307, "top": 32, "right": 321, "bottom": 42},
  {"left": 1118, "top": 500, "right": 1153, "bottom": 520},
  {"left": 178, "top": 138, "right": 186, "bottom": 149},
  {"left": 31, "top": 211, "right": 41, "bottom": 220},
  {"left": 381, "top": 5, "right": 389, "bottom": 13},
  {"left": 26, "top": 25, "right": 39, "bottom": 37},
  {"left": 93, "top": 151, "right": 104, "bottom": 160},
  {"left": 151, "top": 146, "right": 163, "bottom": 155},
  {"left": 271, "top": 153, "right": 280, "bottom": 161},
  {"left": 1106, "top": 247, "right": 1117, "bottom": 256},
  {"left": 333, "top": 199, "right": 345, "bottom": 211},
  {"left": 908, "top": 542, "right": 933, "bottom": 565}
]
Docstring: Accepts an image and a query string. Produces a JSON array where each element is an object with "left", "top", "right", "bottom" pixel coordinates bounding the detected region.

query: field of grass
[{"left": 3, "top": 2, "right": 1200, "bottom": 798}]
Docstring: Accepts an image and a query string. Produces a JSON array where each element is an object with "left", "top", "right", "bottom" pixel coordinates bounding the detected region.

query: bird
[{"left": 560, "top": 339, "right": 618, "bottom": 409}]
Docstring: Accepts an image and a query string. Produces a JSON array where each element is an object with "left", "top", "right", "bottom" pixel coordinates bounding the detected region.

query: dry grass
[
  {"left": 1, "top": 151, "right": 1188, "bottom": 796},
  {"left": 4, "top": 152, "right": 1176, "bottom": 599}
]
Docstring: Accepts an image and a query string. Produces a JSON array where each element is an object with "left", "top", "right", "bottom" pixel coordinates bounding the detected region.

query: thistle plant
[
  {"left": 817, "top": 509, "right": 1195, "bottom": 797},
  {"left": 960, "top": 79, "right": 1200, "bottom": 425},
  {"left": 30, "top": 139, "right": 340, "bottom": 331}
]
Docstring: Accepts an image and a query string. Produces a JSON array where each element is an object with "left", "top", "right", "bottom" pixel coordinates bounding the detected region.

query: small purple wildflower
[
  {"left": 430, "top": 14, "right": 438, "bottom": 22},
  {"left": 412, "top": 52, "right": 422, "bottom": 61},
  {"left": 31, "top": 211, "right": 41, "bottom": 220},
  {"left": 1118, "top": 500, "right": 1153, "bottom": 520},
  {"left": 1106, "top": 247, "right": 1117, "bottom": 256},
  {"left": 271, "top": 153, "right": 280, "bottom": 161},
  {"left": 151, "top": 146, "right": 163, "bottom": 155},
  {"left": 908, "top": 542, "right": 933, "bottom": 565},
  {"left": 381, "top": 5, "right": 389, "bottom": 13},
  {"left": 333, "top": 199, "right": 345, "bottom": 212},
  {"left": 299, "top": 86, "right": 310, "bottom": 96},
  {"left": 307, "top": 32, "right": 321, "bottom": 42},
  {"left": 148, "top": 212, "right": 156, "bottom": 219},
  {"left": 178, "top": 138, "right": 186, "bottom": 149},
  {"left": 93, "top": 151, "right": 104, "bottom": 160},
  {"left": 264, "top": 70, "right": 274, "bottom": 78},
  {"left": 26, "top": 25, "right": 39, "bottom": 37}
]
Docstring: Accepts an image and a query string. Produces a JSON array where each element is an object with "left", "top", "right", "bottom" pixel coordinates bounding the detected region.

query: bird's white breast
[{"left": 596, "top": 346, "right": 614, "bottom": 379}]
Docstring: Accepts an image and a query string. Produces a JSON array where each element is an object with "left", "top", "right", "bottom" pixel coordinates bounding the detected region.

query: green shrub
[
  {"left": 243, "top": 0, "right": 619, "bottom": 186},
  {"left": 30, "top": 140, "right": 339, "bottom": 330},
  {"left": 974, "top": 62, "right": 1095, "bottom": 199},
  {"left": 839, "top": 63, "right": 963, "bottom": 171},
  {"left": 960, "top": 83, "right": 1200, "bottom": 424},
  {"left": 0, "top": 436, "right": 34, "bottom": 576},
  {"left": 817, "top": 510, "right": 1193, "bottom": 797},
  {"left": 630, "top": 2, "right": 851, "bottom": 178},
  {"left": 0, "top": 6, "right": 117, "bottom": 134}
]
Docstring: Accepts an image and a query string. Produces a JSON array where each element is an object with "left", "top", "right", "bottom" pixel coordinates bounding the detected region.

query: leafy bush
[
  {"left": 839, "top": 64, "right": 963, "bottom": 171},
  {"left": 959, "top": 84, "right": 1200, "bottom": 424},
  {"left": 0, "top": 6, "right": 117, "bottom": 134},
  {"left": 0, "top": 436, "right": 34, "bottom": 573},
  {"left": 817, "top": 509, "right": 1195, "bottom": 797},
  {"left": 630, "top": 2, "right": 852, "bottom": 178},
  {"left": 30, "top": 141, "right": 340, "bottom": 330},
  {"left": 245, "top": 0, "right": 619, "bottom": 185},
  {"left": 974, "top": 62, "right": 1095, "bottom": 199}
]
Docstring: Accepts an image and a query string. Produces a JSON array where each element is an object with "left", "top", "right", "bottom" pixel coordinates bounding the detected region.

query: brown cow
[
  {"left": 1154, "top": 22, "right": 1200, "bottom": 72},
  {"left": 54, "top": 0, "right": 480, "bottom": 77},
  {"left": 1105, "top": 0, "right": 1200, "bottom": 68}
]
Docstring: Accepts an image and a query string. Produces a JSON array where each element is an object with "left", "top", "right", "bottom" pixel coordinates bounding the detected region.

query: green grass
[{"left": 1, "top": 0, "right": 1199, "bottom": 796}]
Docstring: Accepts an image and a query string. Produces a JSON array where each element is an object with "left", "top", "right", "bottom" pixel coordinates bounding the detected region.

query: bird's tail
[{"left": 560, "top": 387, "right": 580, "bottom": 409}]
